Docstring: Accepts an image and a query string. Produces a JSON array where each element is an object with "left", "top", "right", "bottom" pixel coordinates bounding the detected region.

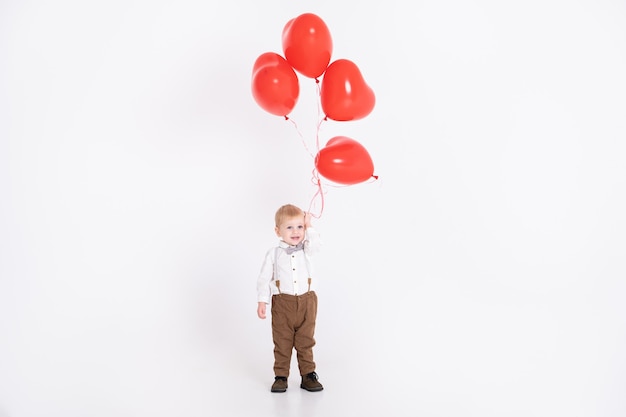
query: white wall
[{"left": 1, "top": 1, "right": 625, "bottom": 416}]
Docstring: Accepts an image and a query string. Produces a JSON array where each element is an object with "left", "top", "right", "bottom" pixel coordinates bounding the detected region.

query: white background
[{"left": 1, "top": 1, "right": 625, "bottom": 416}]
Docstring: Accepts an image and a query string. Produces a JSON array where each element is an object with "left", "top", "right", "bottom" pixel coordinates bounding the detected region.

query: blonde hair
[{"left": 275, "top": 204, "right": 304, "bottom": 227}]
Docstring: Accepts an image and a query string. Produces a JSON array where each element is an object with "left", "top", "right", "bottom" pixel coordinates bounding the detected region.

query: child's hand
[{"left": 257, "top": 302, "right": 267, "bottom": 319}]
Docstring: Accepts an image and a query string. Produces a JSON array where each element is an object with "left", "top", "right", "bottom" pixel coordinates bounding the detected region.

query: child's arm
[
  {"left": 303, "top": 212, "right": 321, "bottom": 255},
  {"left": 257, "top": 248, "right": 274, "bottom": 318}
]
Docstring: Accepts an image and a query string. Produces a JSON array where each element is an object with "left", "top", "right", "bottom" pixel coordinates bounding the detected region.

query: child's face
[{"left": 275, "top": 215, "right": 305, "bottom": 245}]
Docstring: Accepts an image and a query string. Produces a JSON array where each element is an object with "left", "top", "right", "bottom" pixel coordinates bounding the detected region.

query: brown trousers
[{"left": 271, "top": 291, "right": 318, "bottom": 377}]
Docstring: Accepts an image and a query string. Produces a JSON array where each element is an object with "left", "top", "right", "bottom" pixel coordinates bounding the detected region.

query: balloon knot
[
  {"left": 315, "top": 78, "right": 320, "bottom": 84},
  {"left": 284, "top": 115, "right": 289, "bottom": 120},
  {"left": 373, "top": 175, "right": 379, "bottom": 180}
]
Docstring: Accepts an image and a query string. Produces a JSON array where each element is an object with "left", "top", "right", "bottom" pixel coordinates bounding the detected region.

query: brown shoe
[
  {"left": 300, "top": 372, "right": 323, "bottom": 392},
  {"left": 271, "top": 376, "right": 288, "bottom": 392}
]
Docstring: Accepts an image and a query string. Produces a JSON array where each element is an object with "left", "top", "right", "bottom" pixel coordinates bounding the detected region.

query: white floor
[{"left": 1, "top": 278, "right": 624, "bottom": 417}]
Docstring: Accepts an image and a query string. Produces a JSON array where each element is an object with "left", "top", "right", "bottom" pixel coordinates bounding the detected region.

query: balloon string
[
  {"left": 285, "top": 117, "right": 316, "bottom": 159},
  {"left": 284, "top": 80, "right": 327, "bottom": 159},
  {"left": 286, "top": 81, "right": 338, "bottom": 220},
  {"left": 308, "top": 81, "right": 329, "bottom": 218},
  {"left": 307, "top": 171, "right": 325, "bottom": 219},
  {"left": 286, "top": 112, "right": 327, "bottom": 219},
  {"left": 315, "top": 82, "right": 324, "bottom": 154}
]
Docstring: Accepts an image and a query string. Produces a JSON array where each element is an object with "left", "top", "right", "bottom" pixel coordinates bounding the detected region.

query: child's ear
[{"left": 274, "top": 226, "right": 280, "bottom": 236}]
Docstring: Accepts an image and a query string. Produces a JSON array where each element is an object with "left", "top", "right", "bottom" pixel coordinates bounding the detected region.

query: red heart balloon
[
  {"left": 282, "top": 13, "right": 333, "bottom": 79},
  {"left": 251, "top": 52, "right": 300, "bottom": 116},
  {"left": 320, "top": 59, "right": 375, "bottom": 121},
  {"left": 315, "top": 136, "right": 375, "bottom": 185}
]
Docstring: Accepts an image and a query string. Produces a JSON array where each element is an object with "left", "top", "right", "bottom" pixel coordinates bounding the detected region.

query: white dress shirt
[{"left": 257, "top": 227, "right": 321, "bottom": 304}]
